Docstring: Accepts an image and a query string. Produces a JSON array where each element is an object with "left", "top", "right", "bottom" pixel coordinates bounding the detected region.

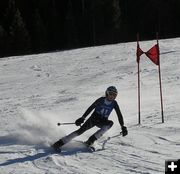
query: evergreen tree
[
  {"left": 31, "top": 9, "right": 47, "bottom": 52},
  {"left": 0, "top": 25, "right": 4, "bottom": 56},
  {"left": 3, "top": 0, "right": 16, "bottom": 32},
  {"left": 9, "top": 9, "right": 31, "bottom": 54},
  {"left": 1, "top": 0, "right": 180, "bottom": 56},
  {"left": 104, "top": 0, "right": 121, "bottom": 42},
  {"left": 0, "top": 25, "right": 7, "bottom": 57},
  {"left": 46, "top": 0, "right": 64, "bottom": 50},
  {"left": 112, "top": 0, "right": 121, "bottom": 30},
  {"left": 64, "top": 0, "right": 79, "bottom": 48},
  {"left": 89, "top": 0, "right": 122, "bottom": 44}
]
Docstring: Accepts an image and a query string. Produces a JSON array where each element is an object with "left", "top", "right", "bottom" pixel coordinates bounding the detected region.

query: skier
[{"left": 52, "top": 86, "right": 128, "bottom": 151}]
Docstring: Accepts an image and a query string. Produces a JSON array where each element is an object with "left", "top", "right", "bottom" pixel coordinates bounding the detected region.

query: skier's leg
[
  {"left": 85, "top": 120, "right": 113, "bottom": 145},
  {"left": 52, "top": 139, "right": 64, "bottom": 151},
  {"left": 53, "top": 116, "right": 95, "bottom": 149},
  {"left": 75, "top": 116, "right": 96, "bottom": 135}
]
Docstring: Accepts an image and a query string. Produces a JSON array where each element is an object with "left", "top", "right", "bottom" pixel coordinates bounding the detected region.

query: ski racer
[{"left": 52, "top": 86, "right": 128, "bottom": 151}]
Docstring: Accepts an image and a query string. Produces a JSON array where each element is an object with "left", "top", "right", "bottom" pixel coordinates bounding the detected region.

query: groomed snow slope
[{"left": 0, "top": 38, "right": 180, "bottom": 174}]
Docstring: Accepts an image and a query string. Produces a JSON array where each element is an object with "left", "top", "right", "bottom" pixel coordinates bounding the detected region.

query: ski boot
[
  {"left": 84, "top": 135, "right": 97, "bottom": 152},
  {"left": 52, "top": 139, "right": 64, "bottom": 153}
]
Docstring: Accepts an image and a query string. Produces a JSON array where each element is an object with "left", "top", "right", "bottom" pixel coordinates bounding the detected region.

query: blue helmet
[{"left": 105, "top": 86, "right": 118, "bottom": 97}]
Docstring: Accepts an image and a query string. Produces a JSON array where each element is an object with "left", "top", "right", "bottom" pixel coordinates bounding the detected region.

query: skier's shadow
[
  {"left": 60, "top": 147, "right": 93, "bottom": 156},
  {"left": 0, "top": 147, "right": 93, "bottom": 166},
  {"left": 59, "top": 141, "right": 95, "bottom": 155},
  {"left": 0, "top": 140, "right": 94, "bottom": 166},
  {"left": 0, "top": 148, "right": 52, "bottom": 166},
  {"left": 0, "top": 135, "right": 53, "bottom": 166},
  {"left": 0, "top": 142, "right": 96, "bottom": 166}
]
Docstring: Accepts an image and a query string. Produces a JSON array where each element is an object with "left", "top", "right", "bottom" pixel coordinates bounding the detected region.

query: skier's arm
[
  {"left": 81, "top": 97, "right": 102, "bottom": 119},
  {"left": 114, "top": 101, "right": 128, "bottom": 136},
  {"left": 114, "top": 101, "right": 124, "bottom": 127}
]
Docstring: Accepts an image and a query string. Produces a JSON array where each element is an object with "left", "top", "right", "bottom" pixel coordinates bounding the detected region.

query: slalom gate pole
[
  {"left": 137, "top": 33, "right": 141, "bottom": 125},
  {"left": 156, "top": 32, "right": 164, "bottom": 123}
]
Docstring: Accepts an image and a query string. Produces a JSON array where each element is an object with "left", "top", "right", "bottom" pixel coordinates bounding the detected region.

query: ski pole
[
  {"left": 57, "top": 122, "right": 75, "bottom": 126},
  {"left": 102, "top": 132, "right": 122, "bottom": 150},
  {"left": 109, "top": 132, "right": 122, "bottom": 139}
]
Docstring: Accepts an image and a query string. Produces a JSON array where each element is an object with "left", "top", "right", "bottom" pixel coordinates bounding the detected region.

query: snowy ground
[{"left": 0, "top": 38, "right": 180, "bottom": 174}]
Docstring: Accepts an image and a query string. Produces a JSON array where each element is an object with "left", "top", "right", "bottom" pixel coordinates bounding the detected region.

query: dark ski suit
[{"left": 60, "top": 97, "right": 125, "bottom": 144}]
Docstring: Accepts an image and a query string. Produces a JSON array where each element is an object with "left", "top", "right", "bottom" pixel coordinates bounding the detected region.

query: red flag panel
[
  {"left": 145, "top": 44, "right": 159, "bottom": 65},
  {"left": 136, "top": 44, "right": 144, "bottom": 63}
]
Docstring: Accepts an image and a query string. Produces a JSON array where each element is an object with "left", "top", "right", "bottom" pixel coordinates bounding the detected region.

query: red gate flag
[
  {"left": 145, "top": 44, "right": 159, "bottom": 65},
  {"left": 136, "top": 43, "right": 144, "bottom": 63},
  {"left": 136, "top": 33, "right": 164, "bottom": 124}
]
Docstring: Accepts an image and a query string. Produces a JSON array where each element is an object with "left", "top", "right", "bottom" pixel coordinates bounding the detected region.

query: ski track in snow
[{"left": 0, "top": 38, "right": 180, "bottom": 174}]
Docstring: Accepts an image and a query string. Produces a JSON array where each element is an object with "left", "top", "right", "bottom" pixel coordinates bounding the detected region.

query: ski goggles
[{"left": 107, "top": 91, "right": 118, "bottom": 97}]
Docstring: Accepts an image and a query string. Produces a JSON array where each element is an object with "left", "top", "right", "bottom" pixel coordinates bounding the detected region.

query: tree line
[{"left": 0, "top": 0, "right": 180, "bottom": 57}]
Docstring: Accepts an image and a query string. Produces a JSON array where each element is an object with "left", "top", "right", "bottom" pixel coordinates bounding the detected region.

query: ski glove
[
  {"left": 121, "top": 126, "right": 128, "bottom": 136},
  {"left": 75, "top": 117, "right": 85, "bottom": 126}
]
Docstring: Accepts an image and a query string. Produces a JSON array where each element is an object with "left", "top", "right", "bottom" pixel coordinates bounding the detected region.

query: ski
[{"left": 51, "top": 141, "right": 95, "bottom": 154}]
